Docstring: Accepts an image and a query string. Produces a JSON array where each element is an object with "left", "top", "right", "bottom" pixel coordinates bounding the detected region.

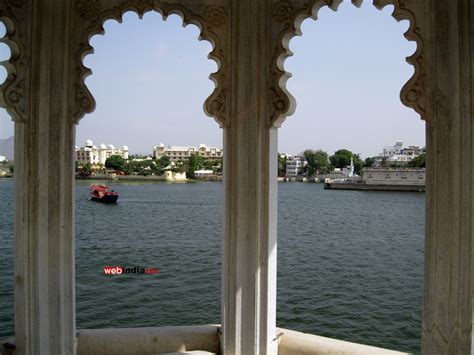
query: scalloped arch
[
  {"left": 270, "top": 0, "right": 427, "bottom": 128},
  {"left": 72, "top": 1, "right": 228, "bottom": 127},
  {"left": 0, "top": 8, "right": 28, "bottom": 123}
]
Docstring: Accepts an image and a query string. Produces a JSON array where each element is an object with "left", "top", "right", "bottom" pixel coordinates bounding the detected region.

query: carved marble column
[
  {"left": 1, "top": 1, "right": 76, "bottom": 354},
  {"left": 221, "top": 1, "right": 278, "bottom": 354},
  {"left": 422, "top": 0, "right": 474, "bottom": 353}
]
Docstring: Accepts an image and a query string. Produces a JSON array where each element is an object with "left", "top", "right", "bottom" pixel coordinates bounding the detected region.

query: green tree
[
  {"left": 329, "top": 149, "right": 353, "bottom": 168},
  {"left": 212, "top": 158, "right": 223, "bottom": 174},
  {"left": 304, "top": 150, "right": 317, "bottom": 176},
  {"left": 278, "top": 154, "right": 287, "bottom": 177},
  {"left": 329, "top": 149, "right": 363, "bottom": 174},
  {"left": 79, "top": 163, "right": 92, "bottom": 176},
  {"left": 304, "top": 149, "right": 330, "bottom": 176},
  {"left": 105, "top": 155, "right": 125, "bottom": 171},
  {"left": 186, "top": 154, "right": 204, "bottom": 179},
  {"left": 314, "top": 150, "right": 330, "bottom": 174},
  {"left": 364, "top": 157, "right": 375, "bottom": 168},
  {"left": 204, "top": 159, "right": 214, "bottom": 170},
  {"left": 8, "top": 164, "right": 14, "bottom": 174},
  {"left": 159, "top": 156, "right": 170, "bottom": 168},
  {"left": 353, "top": 155, "right": 363, "bottom": 174},
  {"left": 407, "top": 153, "right": 426, "bottom": 168}
]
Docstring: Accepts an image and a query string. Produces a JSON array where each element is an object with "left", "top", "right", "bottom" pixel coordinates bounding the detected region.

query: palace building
[
  {"left": 75, "top": 139, "right": 129, "bottom": 165},
  {"left": 153, "top": 143, "right": 223, "bottom": 161}
]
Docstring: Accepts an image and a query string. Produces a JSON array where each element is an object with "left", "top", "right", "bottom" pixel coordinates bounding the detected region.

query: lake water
[{"left": 0, "top": 179, "right": 424, "bottom": 353}]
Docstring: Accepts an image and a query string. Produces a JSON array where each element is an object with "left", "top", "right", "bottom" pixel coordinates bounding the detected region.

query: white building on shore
[
  {"left": 285, "top": 155, "right": 306, "bottom": 177},
  {"left": 0, "top": 155, "right": 5, "bottom": 162},
  {"left": 195, "top": 169, "right": 214, "bottom": 178},
  {"left": 160, "top": 162, "right": 187, "bottom": 182},
  {"left": 75, "top": 139, "right": 129, "bottom": 165},
  {"left": 153, "top": 143, "right": 223, "bottom": 161}
]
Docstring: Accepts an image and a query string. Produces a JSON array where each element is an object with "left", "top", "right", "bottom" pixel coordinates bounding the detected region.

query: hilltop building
[
  {"left": 75, "top": 139, "right": 129, "bottom": 165},
  {"left": 381, "top": 141, "right": 422, "bottom": 158},
  {"left": 382, "top": 141, "right": 404, "bottom": 157},
  {"left": 375, "top": 141, "right": 423, "bottom": 166},
  {"left": 153, "top": 143, "right": 223, "bottom": 161}
]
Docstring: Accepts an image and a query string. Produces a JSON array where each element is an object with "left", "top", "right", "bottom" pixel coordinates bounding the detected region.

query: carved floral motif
[
  {"left": 273, "top": 1, "right": 294, "bottom": 23},
  {"left": 272, "top": 89, "right": 286, "bottom": 112},
  {"left": 6, "top": 80, "right": 22, "bottom": 104},
  {"left": 207, "top": 88, "right": 227, "bottom": 118},
  {"left": 204, "top": 6, "right": 227, "bottom": 28},
  {"left": 75, "top": 84, "right": 93, "bottom": 112}
]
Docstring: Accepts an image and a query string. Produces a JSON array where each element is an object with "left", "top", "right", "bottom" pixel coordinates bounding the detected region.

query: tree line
[{"left": 278, "top": 149, "right": 426, "bottom": 177}]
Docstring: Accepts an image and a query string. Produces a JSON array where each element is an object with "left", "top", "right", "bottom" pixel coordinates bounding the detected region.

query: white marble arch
[
  {"left": 268, "top": 1, "right": 473, "bottom": 354},
  {"left": 0, "top": 0, "right": 473, "bottom": 354}
]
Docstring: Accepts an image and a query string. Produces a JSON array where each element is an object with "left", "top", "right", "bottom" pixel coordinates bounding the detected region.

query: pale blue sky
[{"left": 0, "top": 1, "right": 424, "bottom": 158}]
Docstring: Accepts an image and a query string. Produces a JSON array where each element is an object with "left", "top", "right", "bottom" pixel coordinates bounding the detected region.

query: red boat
[{"left": 89, "top": 185, "right": 119, "bottom": 203}]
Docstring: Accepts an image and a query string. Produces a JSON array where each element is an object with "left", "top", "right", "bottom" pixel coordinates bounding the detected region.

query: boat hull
[{"left": 90, "top": 194, "right": 119, "bottom": 203}]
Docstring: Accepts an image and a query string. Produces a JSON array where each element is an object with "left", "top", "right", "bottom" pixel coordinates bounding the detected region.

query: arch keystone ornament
[
  {"left": 269, "top": 0, "right": 429, "bottom": 127},
  {"left": 71, "top": 0, "right": 230, "bottom": 127}
]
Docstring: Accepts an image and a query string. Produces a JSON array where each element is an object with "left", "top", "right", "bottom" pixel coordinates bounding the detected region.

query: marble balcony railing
[{"left": 1, "top": 325, "right": 408, "bottom": 355}]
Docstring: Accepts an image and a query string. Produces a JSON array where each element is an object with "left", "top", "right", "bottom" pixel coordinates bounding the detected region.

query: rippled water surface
[{"left": 0, "top": 179, "right": 424, "bottom": 353}]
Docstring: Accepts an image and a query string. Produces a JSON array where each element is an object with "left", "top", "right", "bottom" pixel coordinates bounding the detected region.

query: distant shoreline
[{"left": 76, "top": 175, "right": 223, "bottom": 183}]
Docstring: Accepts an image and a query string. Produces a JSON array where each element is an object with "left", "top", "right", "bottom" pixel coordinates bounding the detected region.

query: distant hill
[{"left": 0, "top": 136, "right": 14, "bottom": 160}]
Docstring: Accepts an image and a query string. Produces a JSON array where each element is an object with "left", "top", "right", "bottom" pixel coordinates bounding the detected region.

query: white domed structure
[
  {"left": 99, "top": 144, "right": 107, "bottom": 150},
  {"left": 159, "top": 143, "right": 165, "bottom": 148},
  {"left": 122, "top": 145, "right": 129, "bottom": 151},
  {"left": 85, "top": 139, "right": 93, "bottom": 147},
  {"left": 107, "top": 144, "right": 115, "bottom": 150}
]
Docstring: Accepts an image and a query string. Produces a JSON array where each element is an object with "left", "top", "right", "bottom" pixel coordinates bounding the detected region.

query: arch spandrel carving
[
  {"left": 71, "top": 0, "right": 230, "bottom": 128},
  {"left": 0, "top": 0, "right": 29, "bottom": 123},
  {"left": 269, "top": 0, "right": 429, "bottom": 128}
]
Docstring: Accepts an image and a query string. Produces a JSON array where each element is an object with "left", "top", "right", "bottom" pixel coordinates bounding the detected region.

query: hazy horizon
[{"left": 0, "top": 2, "right": 424, "bottom": 159}]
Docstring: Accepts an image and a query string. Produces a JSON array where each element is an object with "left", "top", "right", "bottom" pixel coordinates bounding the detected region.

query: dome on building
[
  {"left": 122, "top": 145, "right": 129, "bottom": 151},
  {"left": 99, "top": 143, "right": 107, "bottom": 149},
  {"left": 107, "top": 144, "right": 115, "bottom": 150},
  {"left": 92, "top": 145, "right": 97, "bottom": 149},
  {"left": 159, "top": 143, "right": 165, "bottom": 148},
  {"left": 85, "top": 139, "right": 93, "bottom": 147}
]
